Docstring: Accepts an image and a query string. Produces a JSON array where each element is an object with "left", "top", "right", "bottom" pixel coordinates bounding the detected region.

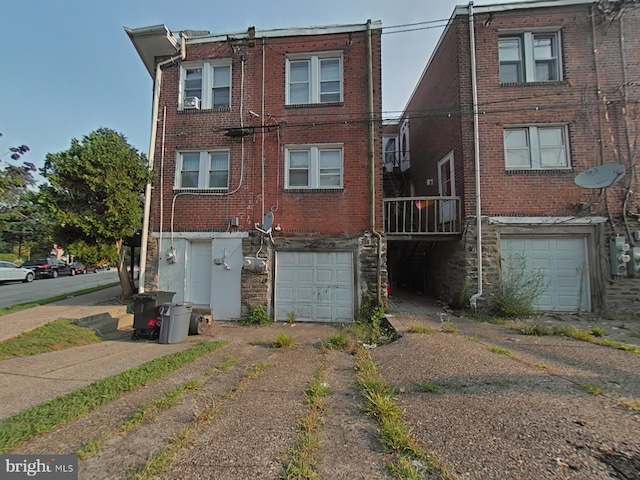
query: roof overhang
[{"left": 124, "top": 24, "right": 181, "bottom": 77}]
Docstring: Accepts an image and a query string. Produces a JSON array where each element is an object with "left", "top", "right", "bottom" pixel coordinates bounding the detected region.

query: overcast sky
[{"left": 0, "top": 0, "right": 516, "bottom": 178}]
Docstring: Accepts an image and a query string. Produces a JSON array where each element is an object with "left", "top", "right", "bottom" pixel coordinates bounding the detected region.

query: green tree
[
  {"left": 40, "top": 128, "right": 151, "bottom": 298},
  {"left": 0, "top": 133, "right": 34, "bottom": 208}
]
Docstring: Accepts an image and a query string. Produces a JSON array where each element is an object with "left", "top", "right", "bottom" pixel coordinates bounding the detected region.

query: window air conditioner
[{"left": 184, "top": 96, "right": 201, "bottom": 109}]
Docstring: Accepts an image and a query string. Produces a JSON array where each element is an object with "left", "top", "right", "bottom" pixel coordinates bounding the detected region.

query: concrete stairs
[{"left": 75, "top": 305, "right": 134, "bottom": 338}]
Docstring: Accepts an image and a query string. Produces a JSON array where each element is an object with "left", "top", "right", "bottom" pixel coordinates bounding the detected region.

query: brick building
[
  {"left": 126, "top": 21, "right": 387, "bottom": 322},
  {"left": 385, "top": 0, "right": 640, "bottom": 314}
]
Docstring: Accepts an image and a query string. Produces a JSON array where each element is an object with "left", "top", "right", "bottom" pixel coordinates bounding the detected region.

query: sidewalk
[{"left": 0, "top": 286, "right": 199, "bottom": 420}]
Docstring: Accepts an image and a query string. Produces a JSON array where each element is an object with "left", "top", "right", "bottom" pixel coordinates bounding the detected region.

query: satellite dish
[
  {"left": 255, "top": 212, "right": 274, "bottom": 234},
  {"left": 574, "top": 164, "right": 625, "bottom": 189}
]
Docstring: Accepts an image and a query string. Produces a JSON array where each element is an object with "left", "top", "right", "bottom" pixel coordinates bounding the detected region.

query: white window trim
[
  {"left": 285, "top": 51, "right": 343, "bottom": 105},
  {"left": 176, "top": 150, "right": 230, "bottom": 190},
  {"left": 499, "top": 30, "right": 562, "bottom": 83},
  {"left": 285, "top": 144, "right": 344, "bottom": 189},
  {"left": 504, "top": 125, "right": 571, "bottom": 171},
  {"left": 179, "top": 60, "right": 232, "bottom": 110}
]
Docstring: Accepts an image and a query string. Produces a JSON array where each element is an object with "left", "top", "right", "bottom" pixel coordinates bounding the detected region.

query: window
[
  {"left": 499, "top": 32, "right": 561, "bottom": 83},
  {"left": 179, "top": 61, "right": 232, "bottom": 110},
  {"left": 286, "top": 53, "right": 343, "bottom": 105},
  {"left": 382, "top": 135, "right": 398, "bottom": 172},
  {"left": 285, "top": 145, "right": 343, "bottom": 189},
  {"left": 177, "top": 150, "right": 230, "bottom": 189},
  {"left": 504, "top": 126, "right": 569, "bottom": 170}
]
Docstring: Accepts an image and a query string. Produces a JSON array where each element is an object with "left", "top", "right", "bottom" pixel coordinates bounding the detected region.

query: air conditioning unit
[{"left": 184, "top": 96, "right": 201, "bottom": 109}]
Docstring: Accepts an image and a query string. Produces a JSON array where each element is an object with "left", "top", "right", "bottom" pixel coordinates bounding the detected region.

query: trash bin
[
  {"left": 159, "top": 302, "right": 193, "bottom": 344},
  {"left": 131, "top": 291, "right": 175, "bottom": 340}
]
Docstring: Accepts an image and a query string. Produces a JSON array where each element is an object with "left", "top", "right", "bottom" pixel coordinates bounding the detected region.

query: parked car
[
  {"left": 22, "top": 258, "right": 74, "bottom": 279},
  {"left": 0, "top": 261, "right": 35, "bottom": 284},
  {"left": 86, "top": 264, "right": 99, "bottom": 273},
  {"left": 70, "top": 262, "right": 86, "bottom": 274}
]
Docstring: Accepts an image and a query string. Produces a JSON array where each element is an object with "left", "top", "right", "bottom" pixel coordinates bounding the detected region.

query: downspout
[
  {"left": 619, "top": 14, "right": 635, "bottom": 246},
  {"left": 468, "top": 2, "right": 483, "bottom": 310},
  {"left": 367, "top": 20, "right": 383, "bottom": 306},
  {"left": 138, "top": 35, "right": 186, "bottom": 293}
]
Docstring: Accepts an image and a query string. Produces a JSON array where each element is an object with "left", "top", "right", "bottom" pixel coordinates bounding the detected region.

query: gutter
[
  {"left": 138, "top": 35, "right": 186, "bottom": 294},
  {"left": 468, "top": 2, "right": 484, "bottom": 310},
  {"left": 367, "top": 20, "right": 383, "bottom": 306}
]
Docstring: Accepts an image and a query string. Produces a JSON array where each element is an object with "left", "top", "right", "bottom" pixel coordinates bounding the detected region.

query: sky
[{"left": 0, "top": 0, "right": 513, "bottom": 182}]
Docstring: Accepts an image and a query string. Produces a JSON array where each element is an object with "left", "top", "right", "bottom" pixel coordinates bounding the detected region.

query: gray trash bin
[{"left": 158, "top": 302, "right": 193, "bottom": 344}]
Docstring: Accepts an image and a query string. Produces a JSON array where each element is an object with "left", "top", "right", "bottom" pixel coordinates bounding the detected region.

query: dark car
[
  {"left": 70, "top": 262, "right": 86, "bottom": 274},
  {"left": 22, "top": 258, "right": 75, "bottom": 279}
]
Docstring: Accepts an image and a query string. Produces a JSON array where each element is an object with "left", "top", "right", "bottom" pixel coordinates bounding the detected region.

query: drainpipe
[
  {"left": 367, "top": 20, "right": 383, "bottom": 306},
  {"left": 468, "top": 2, "right": 483, "bottom": 310},
  {"left": 139, "top": 34, "right": 186, "bottom": 294}
]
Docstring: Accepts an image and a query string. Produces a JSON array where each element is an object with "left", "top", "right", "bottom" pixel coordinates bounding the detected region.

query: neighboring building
[
  {"left": 385, "top": 0, "right": 640, "bottom": 314},
  {"left": 126, "top": 21, "right": 386, "bottom": 322}
]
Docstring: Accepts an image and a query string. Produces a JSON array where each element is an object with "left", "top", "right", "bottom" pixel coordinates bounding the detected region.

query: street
[{"left": 0, "top": 270, "right": 119, "bottom": 309}]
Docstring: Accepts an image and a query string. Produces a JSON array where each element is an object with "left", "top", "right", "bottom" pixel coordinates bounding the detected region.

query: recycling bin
[
  {"left": 159, "top": 302, "right": 193, "bottom": 344},
  {"left": 131, "top": 291, "right": 175, "bottom": 340}
]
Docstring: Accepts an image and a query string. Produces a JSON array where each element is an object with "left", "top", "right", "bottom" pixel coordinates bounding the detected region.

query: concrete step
[{"left": 76, "top": 308, "right": 133, "bottom": 336}]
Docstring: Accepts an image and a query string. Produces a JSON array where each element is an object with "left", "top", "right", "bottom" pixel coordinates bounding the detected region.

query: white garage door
[
  {"left": 275, "top": 251, "right": 354, "bottom": 322},
  {"left": 500, "top": 237, "right": 590, "bottom": 312}
]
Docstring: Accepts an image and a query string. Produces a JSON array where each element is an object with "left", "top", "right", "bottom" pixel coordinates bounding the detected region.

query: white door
[
  {"left": 500, "top": 237, "right": 590, "bottom": 312},
  {"left": 189, "top": 242, "right": 212, "bottom": 306},
  {"left": 210, "top": 238, "right": 243, "bottom": 320},
  {"left": 275, "top": 251, "right": 354, "bottom": 322},
  {"left": 438, "top": 151, "right": 455, "bottom": 223}
]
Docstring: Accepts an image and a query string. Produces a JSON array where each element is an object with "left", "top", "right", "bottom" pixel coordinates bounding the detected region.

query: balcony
[{"left": 384, "top": 196, "right": 462, "bottom": 238}]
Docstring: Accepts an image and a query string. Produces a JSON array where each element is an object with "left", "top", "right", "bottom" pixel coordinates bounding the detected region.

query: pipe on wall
[{"left": 139, "top": 35, "right": 186, "bottom": 293}]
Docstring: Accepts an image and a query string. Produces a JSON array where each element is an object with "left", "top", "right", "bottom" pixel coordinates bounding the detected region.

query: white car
[{"left": 0, "top": 261, "right": 35, "bottom": 284}]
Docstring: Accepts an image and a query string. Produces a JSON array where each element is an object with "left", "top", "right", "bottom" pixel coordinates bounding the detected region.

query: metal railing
[{"left": 384, "top": 196, "right": 462, "bottom": 236}]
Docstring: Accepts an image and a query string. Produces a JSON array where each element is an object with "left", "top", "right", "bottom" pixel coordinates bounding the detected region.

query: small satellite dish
[
  {"left": 574, "top": 164, "right": 625, "bottom": 189},
  {"left": 255, "top": 212, "right": 275, "bottom": 235}
]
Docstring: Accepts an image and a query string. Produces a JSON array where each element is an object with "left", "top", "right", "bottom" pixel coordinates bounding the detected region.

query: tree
[
  {"left": 0, "top": 132, "right": 34, "bottom": 209},
  {"left": 40, "top": 128, "right": 151, "bottom": 298}
]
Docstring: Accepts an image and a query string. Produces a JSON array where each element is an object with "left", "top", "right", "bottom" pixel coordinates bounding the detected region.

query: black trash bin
[{"left": 131, "top": 291, "right": 175, "bottom": 340}]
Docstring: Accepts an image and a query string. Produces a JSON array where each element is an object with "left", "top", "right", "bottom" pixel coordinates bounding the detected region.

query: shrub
[{"left": 243, "top": 306, "right": 272, "bottom": 327}]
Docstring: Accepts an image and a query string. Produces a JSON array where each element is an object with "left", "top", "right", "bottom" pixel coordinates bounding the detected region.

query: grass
[
  {"left": 77, "top": 355, "right": 239, "bottom": 460},
  {"left": 324, "top": 333, "right": 349, "bottom": 350},
  {"left": 618, "top": 398, "right": 640, "bottom": 413},
  {"left": 355, "top": 348, "right": 455, "bottom": 479},
  {"left": 580, "top": 383, "right": 603, "bottom": 396},
  {"left": 415, "top": 381, "right": 441, "bottom": 394},
  {"left": 487, "top": 345, "right": 511, "bottom": 356},
  {"left": 0, "top": 340, "right": 226, "bottom": 454},
  {"left": 440, "top": 320, "right": 459, "bottom": 334},
  {"left": 273, "top": 333, "right": 295, "bottom": 349},
  {"left": 283, "top": 355, "right": 331, "bottom": 479},
  {"left": 407, "top": 324, "right": 436, "bottom": 334},
  {"left": 0, "top": 319, "right": 102, "bottom": 360},
  {"left": 0, "top": 282, "right": 120, "bottom": 317},
  {"left": 124, "top": 361, "right": 274, "bottom": 480}
]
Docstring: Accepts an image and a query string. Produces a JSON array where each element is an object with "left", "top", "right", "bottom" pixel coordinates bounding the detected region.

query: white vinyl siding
[
  {"left": 504, "top": 125, "right": 569, "bottom": 170},
  {"left": 177, "top": 150, "right": 230, "bottom": 190},
  {"left": 285, "top": 145, "right": 343, "bottom": 189},
  {"left": 286, "top": 53, "right": 343, "bottom": 105},
  {"left": 499, "top": 31, "right": 561, "bottom": 83}
]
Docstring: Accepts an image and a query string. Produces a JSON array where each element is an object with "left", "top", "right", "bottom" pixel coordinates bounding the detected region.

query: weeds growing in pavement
[
  {"left": 415, "top": 382, "right": 441, "bottom": 394},
  {"left": 324, "top": 333, "right": 349, "bottom": 350},
  {"left": 440, "top": 320, "right": 459, "bottom": 334},
  {"left": 274, "top": 333, "right": 294, "bottom": 349},
  {"left": 618, "top": 398, "right": 640, "bottom": 413},
  {"left": 284, "top": 355, "right": 330, "bottom": 479},
  {"left": 243, "top": 306, "right": 272, "bottom": 326},
  {"left": 345, "top": 299, "right": 396, "bottom": 345},
  {"left": 0, "top": 340, "right": 226, "bottom": 454},
  {"left": 580, "top": 383, "right": 603, "bottom": 396},
  {"left": 355, "top": 348, "right": 456, "bottom": 479},
  {"left": 487, "top": 345, "right": 511, "bottom": 356},
  {"left": 590, "top": 326, "right": 607, "bottom": 337},
  {"left": 407, "top": 324, "right": 436, "bottom": 334}
]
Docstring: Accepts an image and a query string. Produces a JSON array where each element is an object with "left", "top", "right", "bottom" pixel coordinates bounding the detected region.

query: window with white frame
[
  {"left": 177, "top": 150, "right": 230, "bottom": 189},
  {"left": 504, "top": 125, "right": 570, "bottom": 170},
  {"left": 179, "top": 61, "right": 232, "bottom": 110},
  {"left": 499, "top": 32, "right": 561, "bottom": 83},
  {"left": 286, "top": 53, "right": 343, "bottom": 105},
  {"left": 285, "top": 145, "right": 343, "bottom": 189}
]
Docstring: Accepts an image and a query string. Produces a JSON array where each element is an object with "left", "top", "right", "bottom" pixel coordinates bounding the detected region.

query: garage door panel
[
  {"left": 501, "top": 237, "right": 590, "bottom": 312},
  {"left": 276, "top": 251, "right": 354, "bottom": 322}
]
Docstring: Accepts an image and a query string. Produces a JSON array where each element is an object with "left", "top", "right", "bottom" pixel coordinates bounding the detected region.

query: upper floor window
[
  {"left": 286, "top": 53, "right": 343, "bottom": 105},
  {"left": 179, "top": 61, "right": 232, "bottom": 110},
  {"left": 285, "top": 144, "right": 343, "bottom": 189},
  {"left": 499, "top": 32, "right": 561, "bottom": 83},
  {"left": 177, "top": 150, "right": 229, "bottom": 189},
  {"left": 504, "top": 125, "right": 569, "bottom": 170}
]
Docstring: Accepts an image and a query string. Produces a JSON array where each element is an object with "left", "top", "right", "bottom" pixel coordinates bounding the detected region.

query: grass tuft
[
  {"left": 324, "top": 333, "right": 349, "bottom": 350},
  {"left": 415, "top": 381, "right": 441, "bottom": 394},
  {"left": 487, "top": 345, "right": 511, "bottom": 356},
  {"left": 273, "top": 333, "right": 294, "bottom": 349},
  {"left": 580, "top": 383, "right": 603, "bottom": 396},
  {"left": 407, "top": 324, "right": 436, "bottom": 334}
]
